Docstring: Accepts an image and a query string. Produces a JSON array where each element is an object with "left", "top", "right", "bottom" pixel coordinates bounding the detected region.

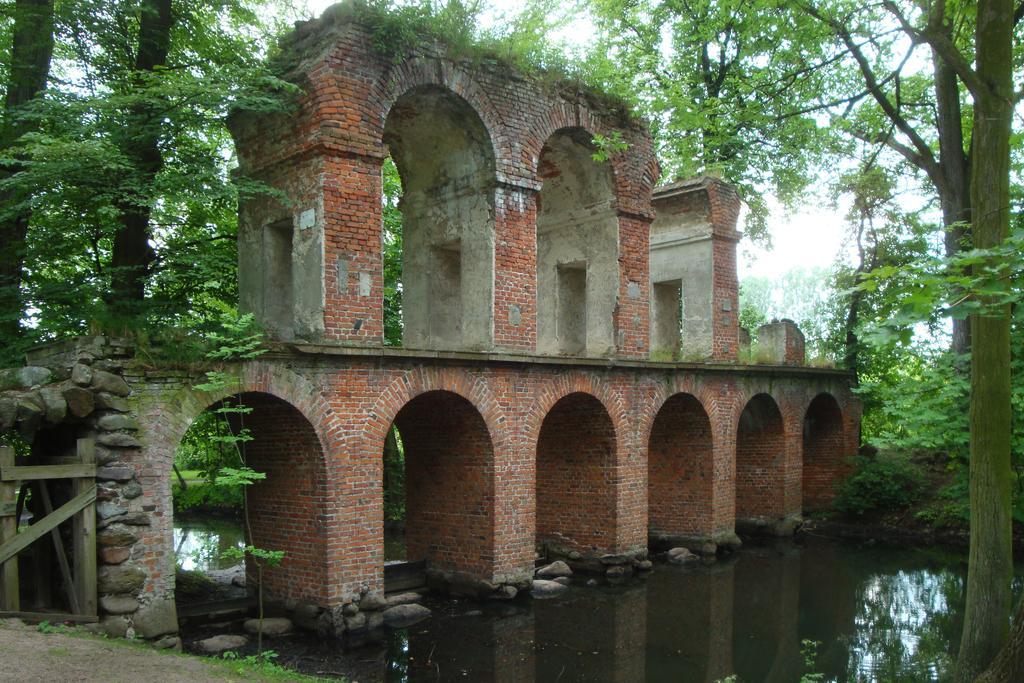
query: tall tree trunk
[
  {"left": 0, "top": 0, "right": 54, "bottom": 349},
  {"left": 109, "top": 0, "right": 174, "bottom": 314},
  {"left": 954, "top": 0, "right": 1014, "bottom": 678},
  {"left": 932, "top": 44, "right": 973, "bottom": 356},
  {"left": 976, "top": 597, "right": 1024, "bottom": 681}
]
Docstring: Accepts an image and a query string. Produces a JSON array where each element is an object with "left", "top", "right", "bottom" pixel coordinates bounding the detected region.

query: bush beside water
[{"left": 833, "top": 452, "right": 926, "bottom": 516}]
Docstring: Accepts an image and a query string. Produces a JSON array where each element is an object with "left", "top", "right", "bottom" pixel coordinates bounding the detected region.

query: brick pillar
[
  {"left": 710, "top": 384, "right": 740, "bottom": 543},
  {"left": 756, "top": 320, "right": 806, "bottom": 365},
  {"left": 493, "top": 184, "right": 539, "bottom": 351},
  {"left": 615, "top": 214, "right": 652, "bottom": 359},
  {"left": 706, "top": 180, "right": 741, "bottom": 361}
]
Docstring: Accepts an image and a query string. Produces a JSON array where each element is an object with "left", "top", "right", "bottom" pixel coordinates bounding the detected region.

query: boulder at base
[
  {"left": 667, "top": 547, "right": 698, "bottom": 565},
  {"left": 242, "top": 617, "right": 293, "bottom": 637},
  {"left": 535, "top": 560, "right": 573, "bottom": 579},
  {"left": 382, "top": 604, "right": 432, "bottom": 628},
  {"left": 531, "top": 579, "right": 568, "bottom": 598},
  {"left": 385, "top": 592, "right": 422, "bottom": 607},
  {"left": 196, "top": 634, "right": 249, "bottom": 654}
]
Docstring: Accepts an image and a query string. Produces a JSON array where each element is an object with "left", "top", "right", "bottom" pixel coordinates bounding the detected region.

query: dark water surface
[{"left": 175, "top": 520, "right": 1020, "bottom": 682}]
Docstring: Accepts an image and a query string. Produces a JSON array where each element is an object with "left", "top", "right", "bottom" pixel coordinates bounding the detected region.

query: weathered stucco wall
[{"left": 649, "top": 178, "right": 742, "bottom": 362}]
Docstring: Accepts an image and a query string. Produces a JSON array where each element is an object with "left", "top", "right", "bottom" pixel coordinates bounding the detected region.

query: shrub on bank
[
  {"left": 173, "top": 480, "right": 243, "bottom": 513},
  {"left": 833, "top": 453, "right": 926, "bottom": 516}
]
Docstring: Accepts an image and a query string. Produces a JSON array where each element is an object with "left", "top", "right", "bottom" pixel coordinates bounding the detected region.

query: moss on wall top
[{"left": 269, "top": 0, "right": 639, "bottom": 127}]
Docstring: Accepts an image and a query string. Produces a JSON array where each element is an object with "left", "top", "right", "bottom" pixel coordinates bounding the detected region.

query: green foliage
[
  {"left": 172, "top": 480, "right": 243, "bottom": 513},
  {"left": 215, "top": 466, "right": 265, "bottom": 487},
  {"left": 590, "top": 131, "right": 628, "bottom": 162},
  {"left": 855, "top": 227, "right": 1024, "bottom": 348},
  {"left": 857, "top": 350, "right": 970, "bottom": 460},
  {"left": 0, "top": 0, "right": 299, "bottom": 365},
  {"left": 175, "top": 410, "right": 239, "bottom": 481},
  {"left": 586, "top": 0, "right": 847, "bottom": 243},
  {"left": 36, "top": 621, "right": 67, "bottom": 635},
  {"left": 221, "top": 544, "right": 285, "bottom": 568},
  {"left": 799, "top": 640, "right": 824, "bottom": 683},
  {"left": 381, "top": 156, "right": 404, "bottom": 347},
  {"left": 383, "top": 426, "right": 405, "bottom": 521},
  {"left": 219, "top": 650, "right": 308, "bottom": 680},
  {"left": 833, "top": 453, "right": 926, "bottom": 516}
]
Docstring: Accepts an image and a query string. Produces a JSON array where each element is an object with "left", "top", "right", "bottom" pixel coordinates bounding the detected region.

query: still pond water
[{"left": 174, "top": 520, "right": 1021, "bottom": 682}]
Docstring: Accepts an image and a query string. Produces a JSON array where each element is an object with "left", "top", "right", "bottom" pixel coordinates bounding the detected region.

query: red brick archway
[
  {"left": 536, "top": 392, "right": 617, "bottom": 557},
  {"left": 802, "top": 393, "right": 845, "bottom": 512},
  {"left": 735, "top": 393, "right": 786, "bottom": 522},
  {"left": 647, "top": 393, "right": 713, "bottom": 540},
  {"left": 175, "top": 391, "right": 329, "bottom": 605},
  {"left": 391, "top": 390, "right": 496, "bottom": 578}
]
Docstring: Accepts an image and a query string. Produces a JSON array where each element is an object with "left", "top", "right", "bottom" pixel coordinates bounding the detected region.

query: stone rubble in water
[
  {"left": 535, "top": 560, "right": 573, "bottom": 579},
  {"left": 385, "top": 591, "right": 422, "bottom": 607},
  {"left": 667, "top": 547, "right": 698, "bottom": 564},
  {"left": 382, "top": 603, "right": 432, "bottom": 628},
  {"left": 531, "top": 579, "right": 568, "bottom": 598},
  {"left": 242, "top": 617, "right": 293, "bottom": 637}
]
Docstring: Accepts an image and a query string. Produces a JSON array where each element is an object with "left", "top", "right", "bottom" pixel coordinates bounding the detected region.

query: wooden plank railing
[{"left": 0, "top": 439, "right": 97, "bottom": 621}]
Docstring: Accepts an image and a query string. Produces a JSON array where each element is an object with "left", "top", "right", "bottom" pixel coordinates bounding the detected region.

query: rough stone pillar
[{"left": 649, "top": 178, "right": 740, "bottom": 362}]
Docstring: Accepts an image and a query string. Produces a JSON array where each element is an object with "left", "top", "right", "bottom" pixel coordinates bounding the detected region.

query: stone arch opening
[
  {"left": 536, "top": 128, "right": 618, "bottom": 357},
  {"left": 382, "top": 85, "right": 496, "bottom": 351},
  {"left": 388, "top": 390, "right": 495, "bottom": 579},
  {"left": 647, "top": 393, "right": 713, "bottom": 543},
  {"left": 172, "top": 392, "right": 327, "bottom": 607},
  {"left": 535, "top": 392, "right": 617, "bottom": 558},
  {"left": 802, "top": 393, "right": 844, "bottom": 512},
  {"left": 735, "top": 393, "right": 785, "bottom": 524}
]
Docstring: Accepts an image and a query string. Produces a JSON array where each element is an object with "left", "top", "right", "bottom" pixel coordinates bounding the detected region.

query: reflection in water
[
  {"left": 175, "top": 518, "right": 1019, "bottom": 682},
  {"left": 173, "top": 519, "right": 245, "bottom": 571}
]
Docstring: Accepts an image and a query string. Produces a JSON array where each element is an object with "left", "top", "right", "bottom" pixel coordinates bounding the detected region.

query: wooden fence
[{"left": 0, "top": 438, "right": 97, "bottom": 622}]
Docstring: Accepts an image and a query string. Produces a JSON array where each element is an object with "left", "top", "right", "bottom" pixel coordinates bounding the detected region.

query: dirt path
[{"left": 0, "top": 620, "right": 286, "bottom": 682}]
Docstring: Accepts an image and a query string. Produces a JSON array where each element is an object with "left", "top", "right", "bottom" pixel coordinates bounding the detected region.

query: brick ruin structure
[{"left": 0, "top": 5, "right": 859, "bottom": 644}]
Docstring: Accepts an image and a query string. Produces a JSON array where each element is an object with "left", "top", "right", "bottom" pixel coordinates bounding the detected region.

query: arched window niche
[
  {"left": 382, "top": 85, "right": 497, "bottom": 352},
  {"left": 536, "top": 128, "right": 619, "bottom": 357}
]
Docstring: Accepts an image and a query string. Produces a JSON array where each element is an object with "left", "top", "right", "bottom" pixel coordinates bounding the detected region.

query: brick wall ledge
[{"left": 282, "top": 342, "right": 855, "bottom": 378}]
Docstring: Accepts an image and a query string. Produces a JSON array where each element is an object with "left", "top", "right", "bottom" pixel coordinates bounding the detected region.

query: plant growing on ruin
[{"left": 590, "top": 131, "right": 628, "bottom": 163}]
